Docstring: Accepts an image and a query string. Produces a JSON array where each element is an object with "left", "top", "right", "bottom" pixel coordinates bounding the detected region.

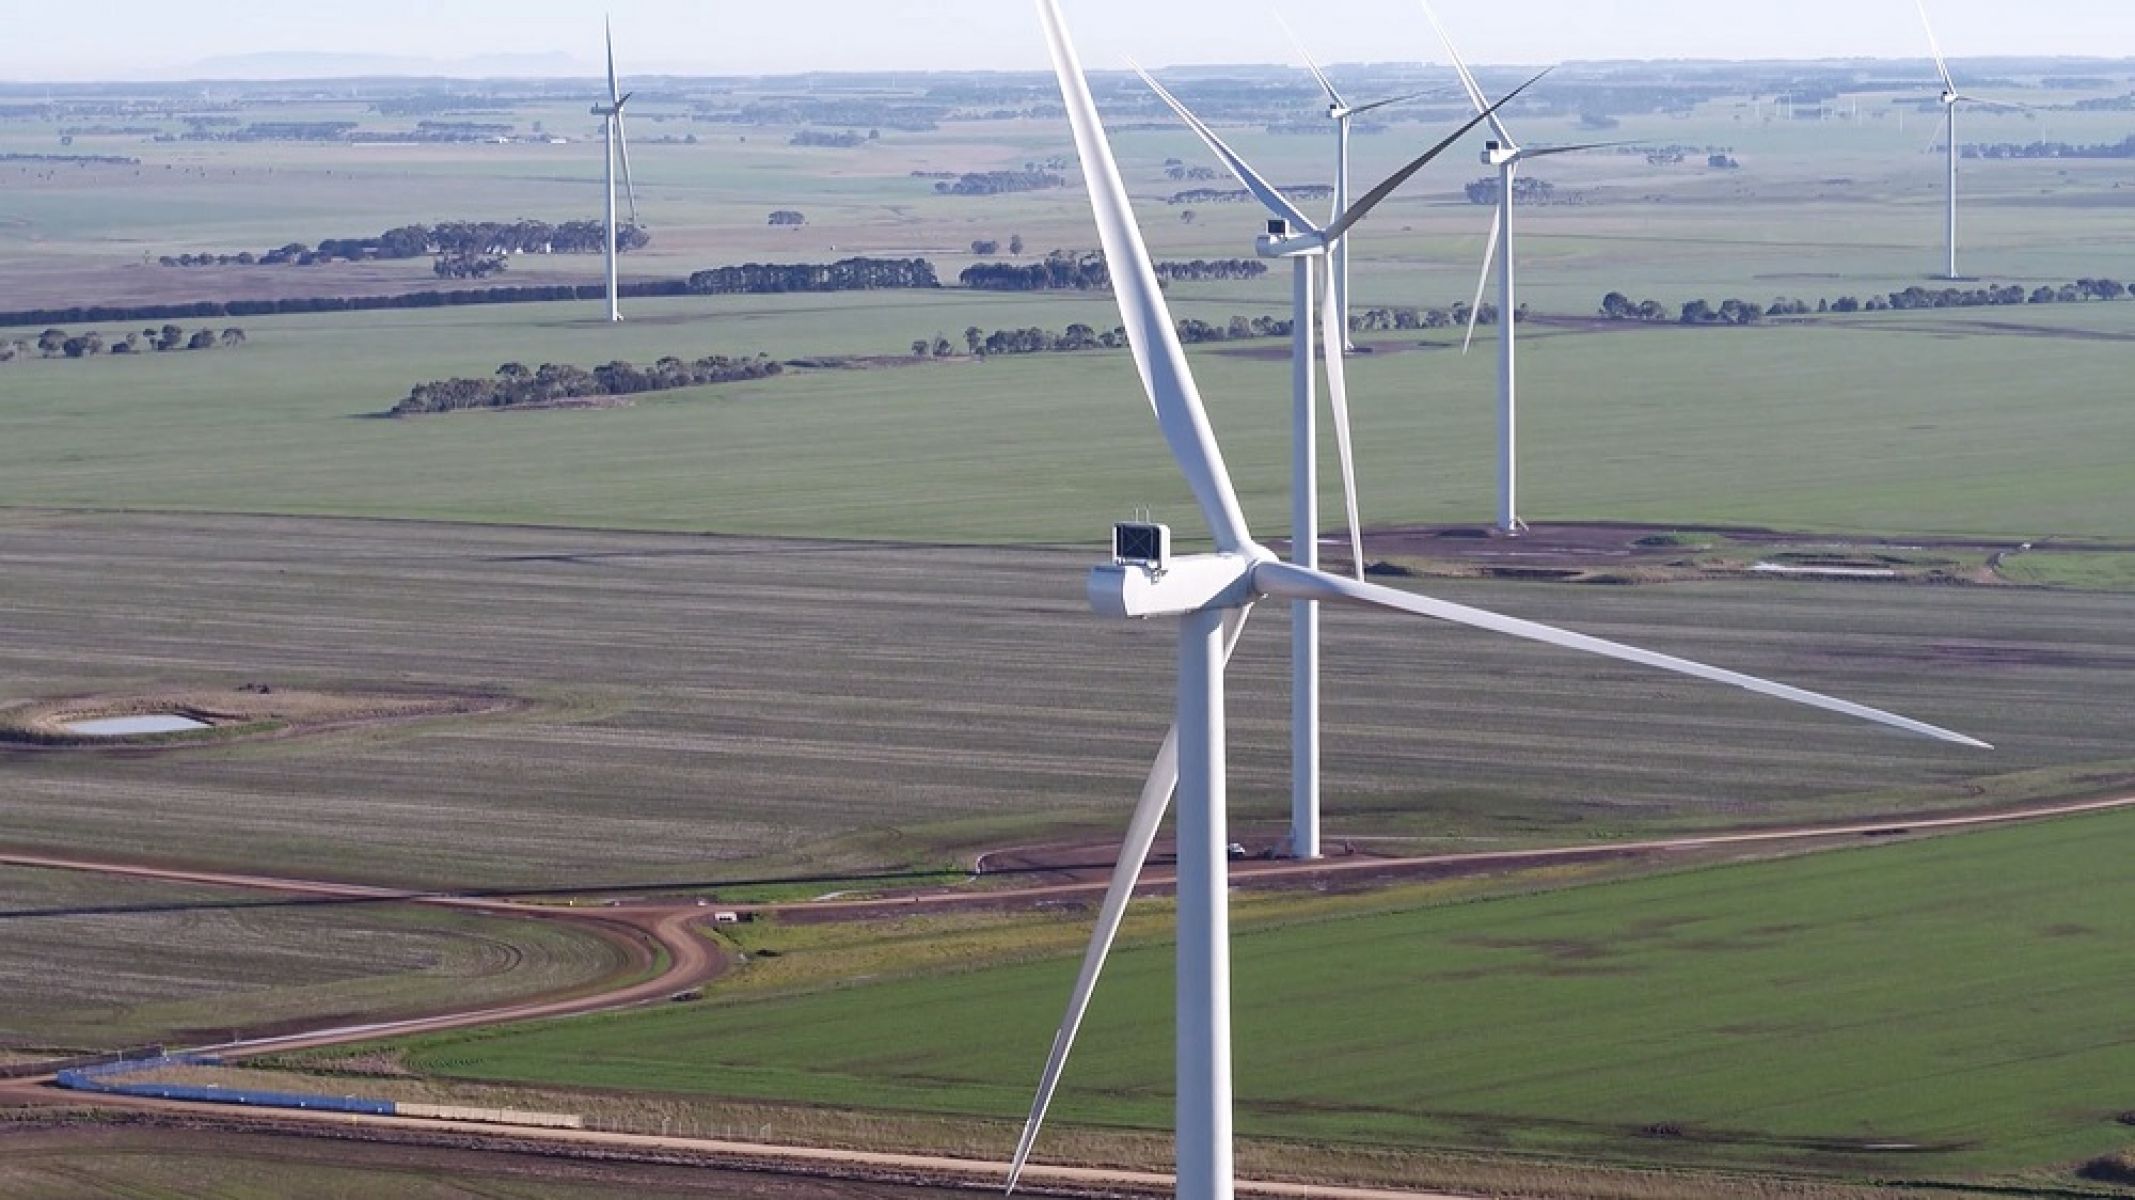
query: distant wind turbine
[
  {"left": 1016, "top": 2, "right": 1990, "bottom": 1197},
  {"left": 1916, "top": 0, "right": 2028, "bottom": 281},
  {"left": 1422, "top": 0, "right": 1624, "bottom": 536},
  {"left": 1134, "top": 62, "right": 1536, "bottom": 861},
  {"left": 1274, "top": 12, "right": 1440, "bottom": 351},
  {"left": 590, "top": 19, "right": 641, "bottom": 323}
]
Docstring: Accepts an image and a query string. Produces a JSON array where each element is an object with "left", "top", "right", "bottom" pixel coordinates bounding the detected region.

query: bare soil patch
[{"left": 0, "top": 686, "right": 509, "bottom": 750}]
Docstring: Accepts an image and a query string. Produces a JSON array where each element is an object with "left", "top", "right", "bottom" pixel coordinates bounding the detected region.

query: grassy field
[
  {"left": 3, "top": 514, "right": 2131, "bottom": 889},
  {"left": 0, "top": 866, "right": 630, "bottom": 1049},
  {"left": 388, "top": 807, "right": 2135, "bottom": 1184},
  {"left": 6, "top": 76, "right": 2135, "bottom": 546},
  {"left": 3, "top": 292, "right": 2134, "bottom": 545}
]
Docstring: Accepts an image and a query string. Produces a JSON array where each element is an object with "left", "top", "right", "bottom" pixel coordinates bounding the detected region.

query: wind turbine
[
  {"left": 1915, "top": 0, "right": 2025, "bottom": 281},
  {"left": 590, "top": 18, "right": 640, "bottom": 323},
  {"left": 1134, "top": 64, "right": 1536, "bottom": 861},
  {"left": 1422, "top": 0, "right": 1620, "bottom": 536},
  {"left": 1274, "top": 14, "right": 1439, "bottom": 351},
  {"left": 1018, "top": 3, "right": 1990, "bottom": 1197}
]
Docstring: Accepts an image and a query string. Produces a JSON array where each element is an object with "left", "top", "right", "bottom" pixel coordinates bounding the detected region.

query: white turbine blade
[
  {"left": 1041, "top": 0, "right": 1256, "bottom": 554},
  {"left": 1347, "top": 87, "right": 1443, "bottom": 118},
  {"left": 1417, "top": 0, "right": 1513, "bottom": 146},
  {"left": 616, "top": 110, "right": 640, "bottom": 226},
  {"left": 1005, "top": 607, "right": 1252, "bottom": 1194},
  {"left": 1134, "top": 64, "right": 1319, "bottom": 234},
  {"left": 1521, "top": 139, "right": 1635, "bottom": 159},
  {"left": 1460, "top": 200, "right": 1501, "bottom": 354},
  {"left": 1318, "top": 258, "right": 1366, "bottom": 580},
  {"left": 1252, "top": 561, "right": 1993, "bottom": 749},
  {"left": 1916, "top": 0, "right": 1957, "bottom": 94},
  {"left": 1321, "top": 69, "right": 1546, "bottom": 245},
  {"left": 606, "top": 17, "right": 621, "bottom": 106},
  {"left": 1962, "top": 95, "right": 2036, "bottom": 113},
  {"left": 1274, "top": 10, "right": 1347, "bottom": 110}
]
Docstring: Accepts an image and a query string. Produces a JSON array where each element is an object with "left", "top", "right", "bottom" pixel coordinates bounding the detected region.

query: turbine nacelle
[
  {"left": 1088, "top": 551, "right": 1268, "bottom": 621},
  {"left": 1255, "top": 219, "right": 1328, "bottom": 259},
  {"left": 1483, "top": 140, "right": 1518, "bottom": 167},
  {"left": 1941, "top": 90, "right": 1961, "bottom": 107}
]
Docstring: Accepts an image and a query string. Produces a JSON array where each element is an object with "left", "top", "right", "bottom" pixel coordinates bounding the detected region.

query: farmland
[
  {"left": 3, "top": 513, "right": 2132, "bottom": 890},
  {"left": 0, "top": 865, "right": 631, "bottom": 1049},
  {"left": 0, "top": 1125, "right": 975, "bottom": 1199},
  {"left": 385, "top": 805, "right": 2135, "bottom": 1185}
]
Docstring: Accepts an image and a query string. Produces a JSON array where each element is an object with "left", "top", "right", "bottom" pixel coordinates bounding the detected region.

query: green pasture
[
  {"left": 3, "top": 289, "right": 2133, "bottom": 543},
  {"left": 397, "top": 807, "right": 2135, "bottom": 1180}
]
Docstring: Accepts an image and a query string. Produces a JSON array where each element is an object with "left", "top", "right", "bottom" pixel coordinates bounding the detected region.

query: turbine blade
[
  {"left": 1134, "top": 64, "right": 1318, "bottom": 234},
  {"left": 1521, "top": 139, "right": 1635, "bottom": 158},
  {"left": 616, "top": 112, "right": 640, "bottom": 226},
  {"left": 1321, "top": 69, "right": 1547, "bottom": 245},
  {"left": 1006, "top": 607, "right": 1253, "bottom": 1195},
  {"left": 1347, "top": 87, "right": 1443, "bottom": 117},
  {"left": 606, "top": 17, "right": 621, "bottom": 105},
  {"left": 1962, "top": 95, "right": 2036, "bottom": 113},
  {"left": 1418, "top": 0, "right": 1513, "bottom": 146},
  {"left": 1041, "top": 0, "right": 1255, "bottom": 554},
  {"left": 1274, "top": 10, "right": 1347, "bottom": 110},
  {"left": 1916, "top": 0, "right": 1957, "bottom": 94},
  {"left": 1318, "top": 257, "right": 1365, "bottom": 580},
  {"left": 1251, "top": 561, "right": 1994, "bottom": 749},
  {"left": 1461, "top": 201, "right": 1501, "bottom": 355}
]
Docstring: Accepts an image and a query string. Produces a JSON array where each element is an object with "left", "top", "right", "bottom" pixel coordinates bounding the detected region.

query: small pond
[{"left": 61, "top": 714, "right": 210, "bottom": 737}]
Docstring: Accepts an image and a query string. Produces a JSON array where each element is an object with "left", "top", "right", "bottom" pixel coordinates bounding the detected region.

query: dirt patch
[{"left": 0, "top": 686, "right": 511, "bottom": 750}]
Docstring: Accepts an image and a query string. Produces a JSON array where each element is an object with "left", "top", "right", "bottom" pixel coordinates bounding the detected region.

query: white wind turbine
[
  {"left": 1134, "top": 64, "right": 1539, "bottom": 861},
  {"left": 1915, "top": 0, "right": 2027, "bottom": 281},
  {"left": 1018, "top": 2, "right": 1991, "bottom": 1197},
  {"left": 590, "top": 18, "right": 641, "bottom": 323},
  {"left": 1422, "top": 0, "right": 1621, "bottom": 536},
  {"left": 1274, "top": 14, "right": 1441, "bottom": 351}
]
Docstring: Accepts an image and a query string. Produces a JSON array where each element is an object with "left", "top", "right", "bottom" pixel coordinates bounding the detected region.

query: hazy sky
[{"left": 5, "top": 0, "right": 2130, "bottom": 81}]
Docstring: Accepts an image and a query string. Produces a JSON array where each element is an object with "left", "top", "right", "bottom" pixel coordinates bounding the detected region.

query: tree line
[
  {"left": 1963, "top": 135, "right": 2135, "bottom": 160},
  {"left": 1168, "top": 184, "right": 1333, "bottom": 205},
  {"left": 1, "top": 325, "right": 245, "bottom": 363},
  {"left": 960, "top": 251, "right": 1269, "bottom": 292},
  {"left": 685, "top": 258, "right": 940, "bottom": 294},
  {"left": 932, "top": 170, "right": 1064, "bottom": 196},
  {"left": 0, "top": 282, "right": 695, "bottom": 328},
  {"left": 161, "top": 220, "right": 650, "bottom": 268},
  {"left": 1602, "top": 277, "right": 2131, "bottom": 325},
  {"left": 390, "top": 355, "right": 783, "bottom": 417},
  {"left": 919, "top": 304, "right": 1506, "bottom": 360}
]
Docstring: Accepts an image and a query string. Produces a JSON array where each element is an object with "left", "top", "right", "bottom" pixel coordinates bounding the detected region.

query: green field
[
  {"left": 4, "top": 291, "right": 2134, "bottom": 545},
  {"left": 7, "top": 72, "right": 2135, "bottom": 546},
  {"left": 0, "top": 867, "right": 630, "bottom": 1049},
  {"left": 392, "top": 808, "right": 2135, "bottom": 1183}
]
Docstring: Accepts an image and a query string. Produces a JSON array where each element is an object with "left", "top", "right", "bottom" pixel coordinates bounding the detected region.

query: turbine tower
[
  {"left": 590, "top": 19, "right": 640, "bottom": 323},
  {"left": 1422, "top": 0, "right": 1619, "bottom": 536},
  {"left": 1019, "top": 3, "right": 1990, "bottom": 1197},
  {"left": 1275, "top": 14, "right": 1437, "bottom": 351},
  {"left": 1135, "top": 66, "right": 1533, "bottom": 860}
]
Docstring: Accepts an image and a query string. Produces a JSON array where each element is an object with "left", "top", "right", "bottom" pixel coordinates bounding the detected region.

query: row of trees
[
  {"left": 1168, "top": 184, "right": 1333, "bottom": 205},
  {"left": 434, "top": 253, "right": 508, "bottom": 279},
  {"left": 933, "top": 170, "right": 1065, "bottom": 195},
  {"left": 790, "top": 129, "right": 874, "bottom": 148},
  {"left": 0, "top": 281, "right": 697, "bottom": 328},
  {"left": 161, "top": 220, "right": 650, "bottom": 268},
  {"left": 1, "top": 325, "right": 245, "bottom": 362},
  {"left": 391, "top": 355, "right": 782, "bottom": 417},
  {"left": 960, "top": 251, "right": 1270, "bottom": 292},
  {"left": 1602, "top": 278, "right": 2132, "bottom": 325},
  {"left": 685, "top": 257, "right": 940, "bottom": 294},
  {"left": 1962, "top": 135, "right": 2135, "bottom": 160}
]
